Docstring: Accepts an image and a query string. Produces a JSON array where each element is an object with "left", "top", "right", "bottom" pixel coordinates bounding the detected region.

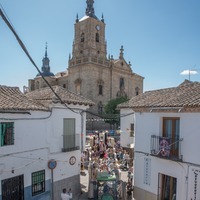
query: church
[{"left": 28, "top": 0, "right": 144, "bottom": 130}]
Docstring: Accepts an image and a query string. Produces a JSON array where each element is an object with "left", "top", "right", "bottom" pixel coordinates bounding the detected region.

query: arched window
[
  {"left": 135, "top": 87, "right": 139, "bottom": 96},
  {"left": 99, "top": 85, "right": 103, "bottom": 95},
  {"left": 81, "top": 33, "right": 84, "bottom": 42},
  {"left": 76, "top": 84, "right": 81, "bottom": 94},
  {"left": 120, "top": 77, "right": 124, "bottom": 89},
  {"left": 97, "top": 79, "right": 104, "bottom": 95},
  {"left": 75, "top": 78, "right": 82, "bottom": 94},
  {"left": 96, "top": 33, "right": 99, "bottom": 42}
]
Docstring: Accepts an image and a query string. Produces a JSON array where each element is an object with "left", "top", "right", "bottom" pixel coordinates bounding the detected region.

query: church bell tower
[{"left": 69, "top": 0, "right": 107, "bottom": 67}]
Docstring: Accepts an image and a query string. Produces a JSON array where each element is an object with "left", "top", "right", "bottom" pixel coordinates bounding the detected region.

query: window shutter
[{"left": 63, "top": 119, "right": 75, "bottom": 150}]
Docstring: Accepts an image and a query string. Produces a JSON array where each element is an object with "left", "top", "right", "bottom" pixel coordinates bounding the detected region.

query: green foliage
[{"left": 103, "top": 96, "right": 129, "bottom": 126}]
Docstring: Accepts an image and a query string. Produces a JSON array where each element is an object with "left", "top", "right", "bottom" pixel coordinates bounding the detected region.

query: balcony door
[
  {"left": 159, "top": 174, "right": 177, "bottom": 200},
  {"left": 163, "top": 118, "right": 180, "bottom": 157}
]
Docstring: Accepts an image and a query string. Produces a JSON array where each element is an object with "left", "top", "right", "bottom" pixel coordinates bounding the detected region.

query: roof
[
  {"left": 36, "top": 71, "right": 54, "bottom": 77},
  {"left": 79, "top": 15, "right": 90, "bottom": 22},
  {"left": 25, "top": 86, "right": 95, "bottom": 107},
  {"left": 0, "top": 85, "right": 48, "bottom": 112},
  {"left": 118, "top": 80, "right": 200, "bottom": 112}
]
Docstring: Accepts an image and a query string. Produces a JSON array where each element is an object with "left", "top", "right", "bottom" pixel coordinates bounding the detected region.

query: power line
[
  {"left": 0, "top": 7, "right": 80, "bottom": 115},
  {"left": 0, "top": 6, "right": 133, "bottom": 120}
]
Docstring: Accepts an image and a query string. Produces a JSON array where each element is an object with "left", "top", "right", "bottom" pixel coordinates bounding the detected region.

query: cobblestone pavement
[{"left": 73, "top": 169, "right": 130, "bottom": 200}]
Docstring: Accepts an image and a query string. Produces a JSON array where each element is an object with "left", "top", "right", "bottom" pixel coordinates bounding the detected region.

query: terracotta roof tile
[
  {"left": 25, "top": 86, "right": 94, "bottom": 107},
  {"left": 118, "top": 80, "right": 200, "bottom": 112},
  {"left": 0, "top": 85, "right": 49, "bottom": 112}
]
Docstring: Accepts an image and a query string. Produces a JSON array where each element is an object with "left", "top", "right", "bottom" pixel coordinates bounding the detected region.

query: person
[
  {"left": 127, "top": 166, "right": 134, "bottom": 182},
  {"left": 61, "top": 188, "right": 72, "bottom": 200},
  {"left": 103, "top": 183, "right": 109, "bottom": 194},
  {"left": 68, "top": 188, "right": 72, "bottom": 200},
  {"left": 126, "top": 181, "right": 133, "bottom": 200}
]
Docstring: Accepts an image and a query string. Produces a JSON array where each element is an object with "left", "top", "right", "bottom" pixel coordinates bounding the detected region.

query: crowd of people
[{"left": 81, "top": 133, "right": 134, "bottom": 199}]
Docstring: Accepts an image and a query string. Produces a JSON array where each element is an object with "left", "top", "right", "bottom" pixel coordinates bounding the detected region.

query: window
[
  {"left": 96, "top": 33, "right": 99, "bottom": 42},
  {"left": 135, "top": 87, "right": 139, "bottom": 96},
  {"left": 120, "top": 77, "right": 124, "bottom": 89},
  {"left": 130, "top": 123, "right": 134, "bottom": 137},
  {"left": 159, "top": 174, "right": 177, "bottom": 200},
  {"left": 97, "top": 79, "right": 104, "bottom": 95},
  {"left": 0, "top": 122, "right": 14, "bottom": 146},
  {"left": 76, "top": 84, "right": 81, "bottom": 94},
  {"left": 99, "top": 85, "right": 103, "bottom": 95},
  {"left": 81, "top": 33, "right": 84, "bottom": 42},
  {"left": 32, "top": 170, "right": 45, "bottom": 196},
  {"left": 62, "top": 118, "right": 78, "bottom": 152},
  {"left": 163, "top": 118, "right": 180, "bottom": 157},
  {"left": 75, "top": 78, "right": 82, "bottom": 94},
  {"left": 2, "top": 175, "right": 24, "bottom": 200}
]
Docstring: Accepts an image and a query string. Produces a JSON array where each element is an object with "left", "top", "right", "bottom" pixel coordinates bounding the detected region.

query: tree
[{"left": 103, "top": 96, "right": 129, "bottom": 127}]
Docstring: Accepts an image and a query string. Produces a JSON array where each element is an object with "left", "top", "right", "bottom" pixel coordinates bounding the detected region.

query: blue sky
[{"left": 0, "top": 0, "right": 200, "bottom": 92}]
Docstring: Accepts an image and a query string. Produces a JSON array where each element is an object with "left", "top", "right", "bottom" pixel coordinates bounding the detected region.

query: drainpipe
[
  {"left": 81, "top": 111, "right": 84, "bottom": 152},
  {"left": 185, "top": 164, "right": 189, "bottom": 200}
]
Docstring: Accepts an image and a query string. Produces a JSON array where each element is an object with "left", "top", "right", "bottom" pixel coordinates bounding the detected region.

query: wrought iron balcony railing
[{"left": 150, "top": 135, "right": 183, "bottom": 161}]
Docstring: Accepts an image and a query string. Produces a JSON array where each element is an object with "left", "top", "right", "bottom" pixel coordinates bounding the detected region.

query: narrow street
[{"left": 73, "top": 169, "right": 132, "bottom": 200}]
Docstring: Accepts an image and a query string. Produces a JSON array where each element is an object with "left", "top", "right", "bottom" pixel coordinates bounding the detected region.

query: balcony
[
  {"left": 150, "top": 135, "right": 183, "bottom": 161},
  {"left": 62, "top": 134, "right": 80, "bottom": 152},
  {"left": 69, "top": 56, "right": 110, "bottom": 68}
]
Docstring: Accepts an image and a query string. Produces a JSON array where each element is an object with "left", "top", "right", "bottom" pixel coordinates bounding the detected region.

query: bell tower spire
[
  {"left": 45, "top": 42, "right": 48, "bottom": 57},
  {"left": 86, "top": 0, "right": 95, "bottom": 17},
  {"left": 36, "top": 42, "right": 54, "bottom": 77},
  {"left": 69, "top": 0, "right": 107, "bottom": 68},
  {"left": 42, "top": 42, "right": 50, "bottom": 72}
]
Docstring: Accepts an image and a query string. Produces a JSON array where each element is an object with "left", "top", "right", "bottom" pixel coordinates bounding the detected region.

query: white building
[
  {"left": 0, "top": 85, "right": 94, "bottom": 200},
  {"left": 119, "top": 80, "right": 200, "bottom": 200},
  {"left": 120, "top": 109, "right": 135, "bottom": 148}
]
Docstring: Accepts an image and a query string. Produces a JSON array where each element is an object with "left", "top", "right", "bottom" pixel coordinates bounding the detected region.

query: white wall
[
  {"left": 120, "top": 108, "right": 134, "bottom": 147},
  {"left": 0, "top": 103, "right": 89, "bottom": 194},
  {"left": 179, "top": 113, "right": 200, "bottom": 164},
  {"left": 134, "top": 112, "right": 200, "bottom": 165},
  {"left": 133, "top": 111, "right": 200, "bottom": 200},
  {"left": 134, "top": 152, "right": 188, "bottom": 200}
]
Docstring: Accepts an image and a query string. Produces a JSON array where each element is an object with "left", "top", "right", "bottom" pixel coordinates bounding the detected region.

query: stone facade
[{"left": 28, "top": 1, "right": 144, "bottom": 130}]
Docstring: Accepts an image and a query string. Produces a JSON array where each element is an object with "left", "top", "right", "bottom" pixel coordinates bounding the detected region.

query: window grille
[
  {"left": 2, "top": 175, "right": 24, "bottom": 200},
  {"left": 32, "top": 170, "right": 45, "bottom": 196}
]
